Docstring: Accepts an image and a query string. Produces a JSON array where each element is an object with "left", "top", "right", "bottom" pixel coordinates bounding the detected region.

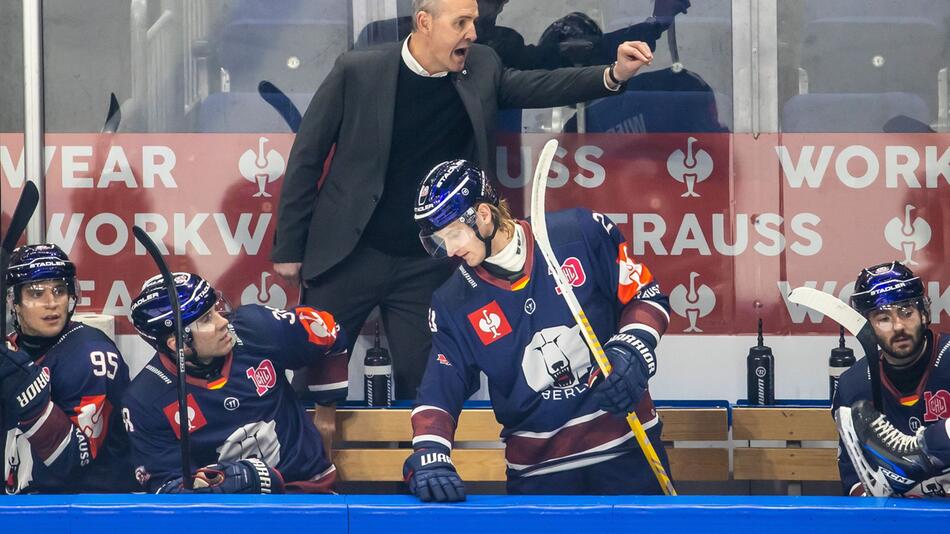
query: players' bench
[
  {"left": 732, "top": 407, "right": 839, "bottom": 483},
  {"left": 329, "top": 407, "right": 730, "bottom": 483}
]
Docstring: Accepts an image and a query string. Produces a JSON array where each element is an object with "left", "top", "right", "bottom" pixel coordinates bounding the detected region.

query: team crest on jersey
[
  {"left": 71, "top": 395, "right": 111, "bottom": 458},
  {"left": 467, "top": 301, "right": 512, "bottom": 345},
  {"left": 296, "top": 307, "right": 338, "bottom": 347},
  {"left": 436, "top": 353, "right": 452, "bottom": 366},
  {"left": 554, "top": 257, "right": 587, "bottom": 295},
  {"left": 923, "top": 390, "right": 950, "bottom": 422},
  {"left": 617, "top": 243, "right": 652, "bottom": 304},
  {"left": 162, "top": 394, "right": 207, "bottom": 439},
  {"left": 522, "top": 325, "right": 592, "bottom": 400},
  {"left": 246, "top": 359, "right": 278, "bottom": 396}
]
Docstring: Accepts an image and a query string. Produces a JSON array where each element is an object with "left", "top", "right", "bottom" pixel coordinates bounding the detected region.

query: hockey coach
[{"left": 272, "top": 0, "right": 654, "bottom": 399}]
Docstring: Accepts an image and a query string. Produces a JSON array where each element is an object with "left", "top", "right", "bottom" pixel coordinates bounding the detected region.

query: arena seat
[{"left": 781, "top": 92, "right": 931, "bottom": 132}]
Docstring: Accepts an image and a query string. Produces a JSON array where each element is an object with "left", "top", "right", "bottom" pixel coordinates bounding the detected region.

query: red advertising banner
[{"left": 2, "top": 132, "right": 948, "bottom": 336}]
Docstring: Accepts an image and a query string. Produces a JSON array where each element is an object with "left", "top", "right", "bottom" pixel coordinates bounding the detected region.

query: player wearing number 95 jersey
[
  {"left": 123, "top": 272, "right": 349, "bottom": 493},
  {"left": 2, "top": 244, "right": 136, "bottom": 494}
]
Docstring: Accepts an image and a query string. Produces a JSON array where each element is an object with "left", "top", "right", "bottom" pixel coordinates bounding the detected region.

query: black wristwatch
[{"left": 608, "top": 62, "right": 624, "bottom": 86}]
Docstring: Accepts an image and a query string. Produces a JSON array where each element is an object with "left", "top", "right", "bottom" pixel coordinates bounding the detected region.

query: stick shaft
[
  {"left": 132, "top": 225, "right": 193, "bottom": 489},
  {"left": 530, "top": 139, "right": 675, "bottom": 495}
]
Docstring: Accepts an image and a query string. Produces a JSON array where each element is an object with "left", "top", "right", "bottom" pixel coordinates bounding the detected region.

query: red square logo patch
[
  {"left": 163, "top": 394, "right": 207, "bottom": 439},
  {"left": 467, "top": 301, "right": 512, "bottom": 345}
]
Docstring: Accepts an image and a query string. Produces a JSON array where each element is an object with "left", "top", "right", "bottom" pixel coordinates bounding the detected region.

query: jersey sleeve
[
  {"left": 122, "top": 393, "right": 184, "bottom": 493},
  {"left": 231, "top": 304, "right": 349, "bottom": 405},
  {"left": 17, "top": 333, "right": 126, "bottom": 487},
  {"left": 411, "top": 301, "right": 481, "bottom": 453},
  {"left": 579, "top": 209, "right": 671, "bottom": 350}
]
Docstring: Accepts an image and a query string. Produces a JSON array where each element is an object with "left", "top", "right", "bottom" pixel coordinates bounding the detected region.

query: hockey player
[
  {"left": 833, "top": 261, "right": 950, "bottom": 496},
  {"left": 2, "top": 244, "right": 135, "bottom": 493},
  {"left": 124, "top": 272, "right": 348, "bottom": 493},
  {"left": 403, "top": 160, "right": 671, "bottom": 501}
]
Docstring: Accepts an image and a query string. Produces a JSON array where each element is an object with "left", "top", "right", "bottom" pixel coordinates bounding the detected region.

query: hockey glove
[
  {"left": 0, "top": 344, "right": 52, "bottom": 427},
  {"left": 157, "top": 458, "right": 285, "bottom": 494},
  {"left": 403, "top": 447, "right": 466, "bottom": 502},
  {"left": 837, "top": 399, "right": 946, "bottom": 496},
  {"left": 591, "top": 334, "right": 655, "bottom": 416}
]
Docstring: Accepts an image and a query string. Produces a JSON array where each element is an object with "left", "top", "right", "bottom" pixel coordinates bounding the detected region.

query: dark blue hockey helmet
[
  {"left": 414, "top": 159, "right": 499, "bottom": 257},
  {"left": 850, "top": 261, "right": 927, "bottom": 317},
  {"left": 5, "top": 243, "right": 78, "bottom": 302},
  {"left": 130, "top": 272, "right": 218, "bottom": 351}
]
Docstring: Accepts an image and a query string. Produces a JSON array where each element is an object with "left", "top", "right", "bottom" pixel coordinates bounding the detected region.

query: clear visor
[
  {"left": 866, "top": 298, "right": 926, "bottom": 331},
  {"left": 420, "top": 219, "right": 480, "bottom": 258},
  {"left": 186, "top": 291, "right": 233, "bottom": 335},
  {"left": 13, "top": 279, "right": 78, "bottom": 308}
]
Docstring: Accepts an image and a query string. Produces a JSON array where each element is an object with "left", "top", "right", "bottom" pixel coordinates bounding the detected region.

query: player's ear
[
  {"left": 165, "top": 335, "right": 177, "bottom": 353},
  {"left": 476, "top": 202, "right": 493, "bottom": 223}
]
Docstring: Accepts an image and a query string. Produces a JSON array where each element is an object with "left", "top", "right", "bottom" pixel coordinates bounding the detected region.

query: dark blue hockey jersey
[
  {"left": 833, "top": 330, "right": 950, "bottom": 496},
  {"left": 413, "top": 208, "right": 671, "bottom": 478},
  {"left": 123, "top": 304, "right": 348, "bottom": 493},
  {"left": 4, "top": 322, "right": 135, "bottom": 494}
]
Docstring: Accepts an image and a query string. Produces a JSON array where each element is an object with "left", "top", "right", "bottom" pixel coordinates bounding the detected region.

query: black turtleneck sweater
[{"left": 362, "top": 59, "right": 475, "bottom": 256}]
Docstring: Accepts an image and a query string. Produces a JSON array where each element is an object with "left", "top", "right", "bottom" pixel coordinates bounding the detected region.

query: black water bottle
[
  {"left": 364, "top": 321, "right": 393, "bottom": 407},
  {"left": 747, "top": 318, "right": 775, "bottom": 405},
  {"left": 829, "top": 326, "right": 856, "bottom": 401}
]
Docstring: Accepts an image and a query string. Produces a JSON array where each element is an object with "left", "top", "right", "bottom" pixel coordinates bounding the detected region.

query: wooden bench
[
  {"left": 330, "top": 407, "right": 730, "bottom": 483},
  {"left": 732, "top": 407, "right": 839, "bottom": 483}
]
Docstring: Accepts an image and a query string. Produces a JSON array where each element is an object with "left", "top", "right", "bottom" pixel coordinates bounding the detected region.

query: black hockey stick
[
  {"left": 1, "top": 181, "right": 40, "bottom": 343},
  {"left": 132, "top": 225, "right": 193, "bottom": 489},
  {"left": 100, "top": 92, "right": 122, "bottom": 134},
  {"left": 258, "top": 80, "right": 302, "bottom": 133},
  {"left": 787, "top": 287, "right": 883, "bottom": 410}
]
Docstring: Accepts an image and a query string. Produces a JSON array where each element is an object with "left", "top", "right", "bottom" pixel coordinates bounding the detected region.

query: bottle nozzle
[
  {"left": 757, "top": 318, "right": 764, "bottom": 347},
  {"left": 374, "top": 320, "right": 381, "bottom": 349},
  {"left": 839, "top": 325, "right": 846, "bottom": 349}
]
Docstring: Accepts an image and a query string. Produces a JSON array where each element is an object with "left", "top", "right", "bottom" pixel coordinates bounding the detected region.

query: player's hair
[
  {"left": 412, "top": 0, "right": 443, "bottom": 30},
  {"left": 486, "top": 198, "right": 515, "bottom": 237}
]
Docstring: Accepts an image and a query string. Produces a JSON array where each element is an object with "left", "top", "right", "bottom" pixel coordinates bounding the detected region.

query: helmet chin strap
[{"left": 479, "top": 219, "right": 499, "bottom": 259}]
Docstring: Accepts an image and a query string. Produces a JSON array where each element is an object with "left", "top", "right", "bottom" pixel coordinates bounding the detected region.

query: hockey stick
[
  {"left": 529, "top": 139, "right": 676, "bottom": 496},
  {"left": 132, "top": 225, "right": 193, "bottom": 489},
  {"left": 258, "top": 81, "right": 302, "bottom": 133},
  {"left": 787, "top": 287, "right": 882, "bottom": 410},
  {"left": 1, "top": 181, "right": 41, "bottom": 343},
  {"left": 100, "top": 92, "right": 122, "bottom": 134}
]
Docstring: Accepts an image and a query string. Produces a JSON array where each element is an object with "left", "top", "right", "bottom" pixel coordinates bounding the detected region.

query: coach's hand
[
  {"left": 273, "top": 262, "right": 303, "bottom": 287},
  {"left": 611, "top": 41, "right": 653, "bottom": 83}
]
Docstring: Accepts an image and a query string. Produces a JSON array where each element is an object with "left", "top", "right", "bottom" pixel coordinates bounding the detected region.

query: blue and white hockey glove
[
  {"left": 403, "top": 447, "right": 466, "bottom": 502},
  {"left": 157, "top": 458, "right": 285, "bottom": 494},
  {"left": 591, "top": 334, "right": 656, "bottom": 416},
  {"left": 0, "top": 344, "right": 52, "bottom": 426}
]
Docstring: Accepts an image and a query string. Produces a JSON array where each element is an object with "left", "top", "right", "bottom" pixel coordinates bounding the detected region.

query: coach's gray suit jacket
[{"left": 272, "top": 41, "right": 618, "bottom": 280}]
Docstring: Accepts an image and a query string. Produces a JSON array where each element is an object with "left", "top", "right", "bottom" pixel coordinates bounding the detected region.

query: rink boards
[{"left": 1, "top": 495, "right": 948, "bottom": 532}]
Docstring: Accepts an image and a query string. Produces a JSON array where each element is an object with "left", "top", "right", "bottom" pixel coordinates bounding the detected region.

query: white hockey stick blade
[
  {"left": 787, "top": 287, "right": 867, "bottom": 337},
  {"left": 530, "top": 140, "right": 578, "bottom": 304}
]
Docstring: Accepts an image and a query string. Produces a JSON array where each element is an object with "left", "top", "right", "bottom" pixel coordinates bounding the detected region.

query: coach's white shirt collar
[{"left": 402, "top": 37, "right": 449, "bottom": 78}]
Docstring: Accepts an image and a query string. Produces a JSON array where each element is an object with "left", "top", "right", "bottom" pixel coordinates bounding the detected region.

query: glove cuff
[{"left": 606, "top": 333, "right": 656, "bottom": 377}]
